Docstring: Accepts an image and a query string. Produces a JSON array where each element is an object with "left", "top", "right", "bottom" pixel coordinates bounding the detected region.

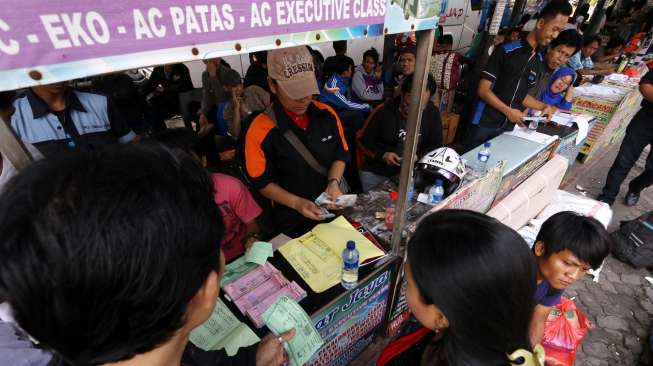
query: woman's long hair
[{"left": 408, "top": 210, "right": 537, "bottom": 366}]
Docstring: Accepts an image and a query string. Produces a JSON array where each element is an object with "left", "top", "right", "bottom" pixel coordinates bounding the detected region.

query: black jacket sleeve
[{"left": 359, "top": 107, "right": 397, "bottom": 161}]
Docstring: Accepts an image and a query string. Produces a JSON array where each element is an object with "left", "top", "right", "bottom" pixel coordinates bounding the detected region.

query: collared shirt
[
  {"left": 529, "top": 65, "right": 556, "bottom": 99},
  {"left": 471, "top": 40, "right": 543, "bottom": 130},
  {"left": 244, "top": 101, "right": 349, "bottom": 234},
  {"left": 11, "top": 89, "right": 135, "bottom": 157},
  {"left": 567, "top": 52, "right": 594, "bottom": 70}
]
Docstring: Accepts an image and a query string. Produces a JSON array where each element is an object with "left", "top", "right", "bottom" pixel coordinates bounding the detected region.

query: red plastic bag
[{"left": 542, "top": 297, "right": 593, "bottom": 366}]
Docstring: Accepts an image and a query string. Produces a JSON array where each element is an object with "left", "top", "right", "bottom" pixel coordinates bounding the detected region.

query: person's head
[
  {"left": 399, "top": 74, "right": 437, "bottom": 115},
  {"left": 534, "top": 211, "right": 611, "bottom": 290},
  {"left": 0, "top": 90, "right": 16, "bottom": 123},
  {"left": 330, "top": 54, "right": 355, "bottom": 78},
  {"left": 222, "top": 68, "right": 244, "bottom": 97},
  {"left": 267, "top": 46, "right": 319, "bottom": 116},
  {"left": 508, "top": 28, "right": 522, "bottom": 41},
  {"left": 31, "top": 82, "right": 67, "bottom": 98},
  {"left": 251, "top": 51, "right": 268, "bottom": 66},
  {"left": 362, "top": 48, "right": 380, "bottom": 74},
  {"left": 548, "top": 67, "right": 576, "bottom": 94},
  {"left": 580, "top": 34, "right": 602, "bottom": 58},
  {"left": 333, "top": 40, "right": 347, "bottom": 55},
  {"left": 0, "top": 144, "right": 225, "bottom": 365},
  {"left": 435, "top": 34, "right": 453, "bottom": 52},
  {"left": 406, "top": 210, "right": 536, "bottom": 364},
  {"left": 546, "top": 29, "right": 582, "bottom": 69},
  {"left": 495, "top": 28, "right": 508, "bottom": 45},
  {"left": 203, "top": 57, "right": 221, "bottom": 68},
  {"left": 533, "top": 0, "right": 573, "bottom": 46},
  {"left": 398, "top": 49, "right": 416, "bottom": 76},
  {"left": 606, "top": 36, "right": 625, "bottom": 55}
]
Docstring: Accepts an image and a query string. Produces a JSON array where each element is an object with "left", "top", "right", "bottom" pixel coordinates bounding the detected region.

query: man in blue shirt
[
  {"left": 567, "top": 35, "right": 613, "bottom": 76},
  {"left": 11, "top": 83, "right": 136, "bottom": 157}
]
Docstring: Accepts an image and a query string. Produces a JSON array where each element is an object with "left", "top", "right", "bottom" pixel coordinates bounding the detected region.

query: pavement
[{"left": 351, "top": 138, "right": 653, "bottom": 366}]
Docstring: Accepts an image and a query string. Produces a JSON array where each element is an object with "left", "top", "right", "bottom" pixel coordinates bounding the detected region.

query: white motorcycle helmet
[{"left": 415, "top": 147, "right": 466, "bottom": 196}]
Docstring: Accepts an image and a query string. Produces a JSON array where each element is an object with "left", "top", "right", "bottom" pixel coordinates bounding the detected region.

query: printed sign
[
  {"left": 308, "top": 265, "right": 393, "bottom": 365},
  {"left": 0, "top": 0, "right": 440, "bottom": 91}
]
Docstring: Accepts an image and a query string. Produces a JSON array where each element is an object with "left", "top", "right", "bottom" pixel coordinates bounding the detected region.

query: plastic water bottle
[
  {"left": 407, "top": 174, "right": 415, "bottom": 202},
  {"left": 428, "top": 179, "right": 444, "bottom": 205},
  {"left": 341, "top": 240, "right": 360, "bottom": 289},
  {"left": 476, "top": 142, "right": 491, "bottom": 175}
]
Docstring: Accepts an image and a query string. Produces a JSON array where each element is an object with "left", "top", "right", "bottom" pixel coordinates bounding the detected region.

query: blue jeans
[{"left": 359, "top": 170, "right": 388, "bottom": 192}]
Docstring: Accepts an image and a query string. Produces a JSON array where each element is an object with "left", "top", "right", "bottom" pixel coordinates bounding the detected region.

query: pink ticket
[
  {"left": 234, "top": 272, "right": 290, "bottom": 314},
  {"left": 246, "top": 281, "right": 307, "bottom": 328},
  {"left": 223, "top": 262, "right": 279, "bottom": 301}
]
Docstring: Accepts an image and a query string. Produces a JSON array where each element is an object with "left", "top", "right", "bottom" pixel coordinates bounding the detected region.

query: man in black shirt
[
  {"left": 466, "top": 0, "right": 573, "bottom": 150},
  {"left": 599, "top": 70, "right": 653, "bottom": 206},
  {"left": 358, "top": 75, "right": 443, "bottom": 192},
  {"left": 143, "top": 63, "right": 194, "bottom": 132}
]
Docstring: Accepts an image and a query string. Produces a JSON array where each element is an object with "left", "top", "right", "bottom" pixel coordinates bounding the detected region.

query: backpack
[{"left": 611, "top": 212, "right": 653, "bottom": 269}]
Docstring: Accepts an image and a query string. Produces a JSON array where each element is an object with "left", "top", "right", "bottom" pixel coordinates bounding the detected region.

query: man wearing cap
[
  {"left": 243, "top": 46, "right": 350, "bottom": 237},
  {"left": 219, "top": 69, "right": 271, "bottom": 139}
]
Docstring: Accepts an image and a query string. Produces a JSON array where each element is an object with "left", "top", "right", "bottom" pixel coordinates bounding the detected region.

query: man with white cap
[{"left": 243, "top": 46, "right": 350, "bottom": 237}]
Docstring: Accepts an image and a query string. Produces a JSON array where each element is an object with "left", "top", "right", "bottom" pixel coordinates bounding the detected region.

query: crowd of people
[{"left": 0, "top": 0, "right": 650, "bottom": 364}]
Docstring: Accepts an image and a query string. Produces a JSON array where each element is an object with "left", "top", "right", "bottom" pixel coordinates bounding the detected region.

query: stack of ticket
[{"left": 222, "top": 262, "right": 307, "bottom": 328}]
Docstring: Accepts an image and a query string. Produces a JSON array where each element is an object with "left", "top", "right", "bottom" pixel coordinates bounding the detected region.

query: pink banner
[{"left": 0, "top": 0, "right": 386, "bottom": 70}]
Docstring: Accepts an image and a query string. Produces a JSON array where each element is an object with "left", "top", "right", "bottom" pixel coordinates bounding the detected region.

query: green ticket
[{"left": 262, "top": 296, "right": 324, "bottom": 366}]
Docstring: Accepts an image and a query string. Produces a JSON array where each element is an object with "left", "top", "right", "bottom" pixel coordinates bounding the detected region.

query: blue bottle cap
[
  {"left": 347, "top": 240, "right": 356, "bottom": 250},
  {"left": 435, "top": 179, "right": 443, "bottom": 186},
  {"left": 484, "top": 142, "right": 491, "bottom": 148}
]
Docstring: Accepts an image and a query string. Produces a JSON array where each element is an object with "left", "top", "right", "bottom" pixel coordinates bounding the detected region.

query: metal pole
[
  {"left": 390, "top": 28, "right": 435, "bottom": 255},
  {"left": 0, "top": 118, "right": 32, "bottom": 171}
]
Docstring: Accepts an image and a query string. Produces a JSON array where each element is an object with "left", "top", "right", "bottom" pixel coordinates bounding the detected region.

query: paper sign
[
  {"left": 245, "top": 241, "right": 273, "bottom": 265},
  {"left": 189, "top": 299, "right": 260, "bottom": 356},
  {"left": 263, "top": 296, "right": 324, "bottom": 366},
  {"left": 279, "top": 216, "right": 386, "bottom": 293}
]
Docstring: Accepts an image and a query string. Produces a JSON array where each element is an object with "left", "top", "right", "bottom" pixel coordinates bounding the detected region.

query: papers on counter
[
  {"left": 550, "top": 112, "right": 593, "bottom": 145},
  {"left": 279, "top": 216, "right": 386, "bottom": 293},
  {"left": 574, "top": 84, "right": 629, "bottom": 102},
  {"left": 263, "top": 296, "right": 324, "bottom": 366},
  {"left": 244, "top": 241, "right": 274, "bottom": 265},
  {"left": 189, "top": 299, "right": 260, "bottom": 356},
  {"left": 506, "top": 126, "right": 559, "bottom": 146},
  {"left": 607, "top": 73, "right": 629, "bottom": 82}
]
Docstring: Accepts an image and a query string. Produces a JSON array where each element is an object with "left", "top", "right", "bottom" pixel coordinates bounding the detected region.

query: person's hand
[
  {"left": 542, "top": 105, "right": 558, "bottom": 121},
  {"left": 382, "top": 152, "right": 402, "bottom": 166},
  {"left": 197, "top": 113, "right": 214, "bottom": 138},
  {"left": 599, "top": 68, "right": 613, "bottom": 76},
  {"left": 256, "top": 329, "right": 295, "bottom": 366},
  {"left": 293, "top": 198, "right": 325, "bottom": 221},
  {"left": 564, "top": 84, "right": 574, "bottom": 100},
  {"left": 505, "top": 108, "right": 526, "bottom": 126},
  {"left": 244, "top": 236, "right": 257, "bottom": 251},
  {"left": 325, "top": 180, "right": 344, "bottom": 210},
  {"left": 324, "top": 83, "right": 340, "bottom": 94}
]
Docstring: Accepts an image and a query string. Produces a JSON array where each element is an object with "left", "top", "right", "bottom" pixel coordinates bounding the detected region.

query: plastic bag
[{"left": 542, "top": 297, "right": 593, "bottom": 366}]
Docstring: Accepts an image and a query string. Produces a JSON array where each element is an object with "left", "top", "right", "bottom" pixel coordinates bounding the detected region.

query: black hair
[
  {"left": 362, "top": 48, "right": 380, "bottom": 63},
  {"left": 154, "top": 127, "right": 202, "bottom": 157},
  {"left": 252, "top": 50, "right": 267, "bottom": 64},
  {"left": 582, "top": 34, "right": 602, "bottom": 47},
  {"left": 497, "top": 28, "right": 509, "bottom": 37},
  {"left": 550, "top": 29, "right": 582, "bottom": 52},
  {"left": 401, "top": 74, "right": 437, "bottom": 96},
  {"left": 606, "top": 36, "right": 625, "bottom": 50},
  {"left": 332, "top": 40, "right": 347, "bottom": 53},
  {"left": 539, "top": 0, "right": 573, "bottom": 20},
  {"left": 535, "top": 211, "right": 611, "bottom": 269},
  {"left": 328, "top": 54, "right": 355, "bottom": 77},
  {"left": 408, "top": 210, "right": 536, "bottom": 365},
  {"left": 0, "top": 144, "right": 224, "bottom": 365},
  {"left": 0, "top": 90, "right": 16, "bottom": 110}
]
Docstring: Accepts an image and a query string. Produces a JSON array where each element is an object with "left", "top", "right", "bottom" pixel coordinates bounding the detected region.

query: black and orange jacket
[{"left": 243, "top": 100, "right": 350, "bottom": 231}]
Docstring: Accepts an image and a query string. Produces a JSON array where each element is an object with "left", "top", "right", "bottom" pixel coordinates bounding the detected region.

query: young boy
[
  {"left": 0, "top": 144, "right": 292, "bottom": 366},
  {"left": 530, "top": 211, "right": 611, "bottom": 346}
]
